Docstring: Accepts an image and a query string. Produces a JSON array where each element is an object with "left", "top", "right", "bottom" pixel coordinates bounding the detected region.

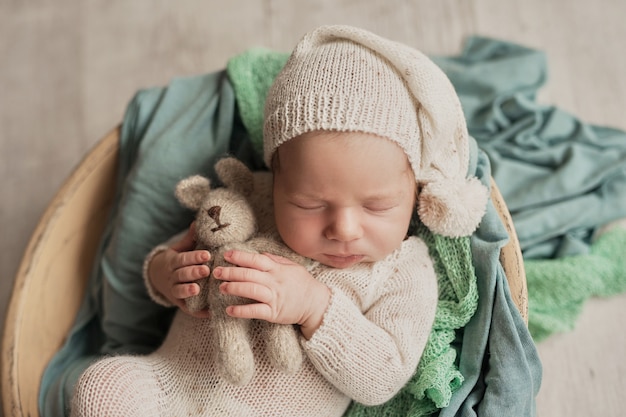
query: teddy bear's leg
[
  {"left": 209, "top": 271, "right": 255, "bottom": 385},
  {"left": 263, "top": 323, "right": 303, "bottom": 375},
  {"left": 212, "top": 314, "right": 255, "bottom": 385}
]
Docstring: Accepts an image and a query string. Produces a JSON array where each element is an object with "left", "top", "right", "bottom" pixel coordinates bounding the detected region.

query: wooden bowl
[{"left": 1, "top": 127, "right": 527, "bottom": 417}]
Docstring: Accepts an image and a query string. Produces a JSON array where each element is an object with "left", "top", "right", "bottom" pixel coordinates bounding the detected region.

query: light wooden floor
[{"left": 2, "top": 1, "right": 625, "bottom": 416}]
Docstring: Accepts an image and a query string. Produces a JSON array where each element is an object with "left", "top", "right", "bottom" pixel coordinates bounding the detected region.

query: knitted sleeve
[
  {"left": 301, "top": 237, "right": 438, "bottom": 406},
  {"left": 141, "top": 230, "right": 188, "bottom": 307}
]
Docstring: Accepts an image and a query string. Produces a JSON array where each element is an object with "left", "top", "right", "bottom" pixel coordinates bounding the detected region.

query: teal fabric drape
[{"left": 432, "top": 37, "right": 626, "bottom": 260}]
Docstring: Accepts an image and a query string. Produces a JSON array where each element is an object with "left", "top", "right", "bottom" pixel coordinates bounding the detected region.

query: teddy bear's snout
[{"left": 207, "top": 205, "right": 230, "bottom": 232}]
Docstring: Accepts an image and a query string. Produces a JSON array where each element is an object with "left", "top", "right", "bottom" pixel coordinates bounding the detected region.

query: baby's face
[{"left": 272, "top": 131, "right": 416, "bottom": 269}]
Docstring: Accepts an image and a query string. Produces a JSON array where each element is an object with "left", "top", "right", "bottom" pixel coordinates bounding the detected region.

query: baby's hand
[
  {"left": 148, "top": 223, "right": 212, "bottom": 318},
  {"left": 214, "top": 251, "right": 331, "bottom": 339}
]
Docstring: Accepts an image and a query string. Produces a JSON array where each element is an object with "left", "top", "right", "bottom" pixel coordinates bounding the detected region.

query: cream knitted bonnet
[{"left": 264, "top": 25, "right": 488, "bottom": 237}]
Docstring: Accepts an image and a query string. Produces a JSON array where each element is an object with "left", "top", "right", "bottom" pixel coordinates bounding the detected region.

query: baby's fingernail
[
  {"left": 201, "top": 251, "right": 210, "bottom": 261},
  {"left": 213, "top": 267, "right": 222, "bottom": 278}
]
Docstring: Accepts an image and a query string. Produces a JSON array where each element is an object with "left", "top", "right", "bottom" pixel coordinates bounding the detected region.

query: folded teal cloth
[{"left": 432, "top": 37, "right": 626, "bottom": 260}]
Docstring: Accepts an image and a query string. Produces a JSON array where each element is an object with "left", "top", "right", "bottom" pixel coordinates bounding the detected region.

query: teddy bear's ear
[
  {"left": 215, "top": 157, "right": 254, "bottom": 197},
  {"left": 175, "top": 175, "right": 211, "bottom": 210}
]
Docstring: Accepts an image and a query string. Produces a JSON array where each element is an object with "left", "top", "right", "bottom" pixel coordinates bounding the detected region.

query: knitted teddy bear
[{"left": 175, "top": 157, "right": 304, "bottom": 386}]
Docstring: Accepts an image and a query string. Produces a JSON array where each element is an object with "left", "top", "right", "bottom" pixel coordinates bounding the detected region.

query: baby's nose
[{"left": 326, "top": 209, "right": 363, "bottom": 242}]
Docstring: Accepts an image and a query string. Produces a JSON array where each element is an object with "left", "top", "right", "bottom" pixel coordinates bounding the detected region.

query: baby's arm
[
  {"left": 303, "top": 237, "right": 438, "bottom": 406},
  {"left": 143, "top": 223, "right": 212, "bottom": 318}
]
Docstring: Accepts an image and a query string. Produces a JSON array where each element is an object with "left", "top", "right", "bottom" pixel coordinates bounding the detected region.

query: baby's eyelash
[
  {"left": 368, "top": 208, "right": 391, "bottom": 213},
  {"left": 293, "top": 202, "right": 324, "bottom": 210},
  {"left": 365, "top": 205, "right": 396, "bottom": 212}
]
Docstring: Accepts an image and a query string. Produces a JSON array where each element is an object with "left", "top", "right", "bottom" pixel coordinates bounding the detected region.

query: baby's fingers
[
  {"left": 170, "top": 249, "right": 210, "bottom": 269},
  {"left": 226, "top": 303, "right": 272, "bottom": 321},
  {"left": 171, "top": 282, "right": 200, "bottom": 300},
  {"left": 172, "top": 281, "right": 211, "bottom": 319},
  {"left": 219, "top": 281, "right": 273, "bottom": 304},
  {"left": 213, "top": 264, "right": 265, "bottom": 284},
  {"left": 223, "top": 250, "right": 272, "bottom": 271},
  {"left": 172, "top": 264, "right": 210, "bottom": 283}
]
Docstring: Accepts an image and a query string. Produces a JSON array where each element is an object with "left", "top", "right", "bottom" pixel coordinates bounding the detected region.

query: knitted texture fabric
[
  {"left": 227, "top": 47, "right": 479, "bottom": 417},
  {"left": 526, "top": 226, "right": 626, "bottom": 342},
  {"left": 226, "top": 48, "right": 289, "bottom": 158},
  {"left": 226, "top": 48, "right": 288, "bottom": 154},
  {"left": 262, "top": 25, "right": 488, "bottom": 238},
  {"left": 71, "top": 237, "right": 439, "bottom": 417},
  {"left": 344, "top": 222, "right": 477, "bottom": 417},
  {"left": 263, "top": 28, "right": 421, "bottom": 169}
]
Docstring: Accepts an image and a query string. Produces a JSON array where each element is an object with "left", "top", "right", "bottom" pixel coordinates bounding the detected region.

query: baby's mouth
[{"left": 324, "top": 253, "right": 364, "bottom": 267}]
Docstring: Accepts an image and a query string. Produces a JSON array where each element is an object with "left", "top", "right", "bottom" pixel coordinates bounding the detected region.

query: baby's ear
[
  {"left": 215, "top": 157, "right": 254, "bottom": 196},
  {"left": 175, "top": 175, "right": 211, "bottom": 210}
]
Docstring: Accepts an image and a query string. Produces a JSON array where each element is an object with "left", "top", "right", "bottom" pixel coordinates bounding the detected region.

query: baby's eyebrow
[
  {"left": 363, "top": 191, "right": 404, "bottom": 201},
  {"left": 362, "top": 198, "right": 400, "bottom": 208}
]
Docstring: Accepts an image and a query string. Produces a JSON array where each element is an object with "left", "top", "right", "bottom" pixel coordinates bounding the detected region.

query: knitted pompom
[{"left": 418, "top": 177, "right": 489, "bottom": 238}]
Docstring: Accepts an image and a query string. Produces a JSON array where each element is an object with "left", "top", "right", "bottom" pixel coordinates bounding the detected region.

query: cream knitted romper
[{"left": 70, "top": 237, "right": 438, "bottom": 417}]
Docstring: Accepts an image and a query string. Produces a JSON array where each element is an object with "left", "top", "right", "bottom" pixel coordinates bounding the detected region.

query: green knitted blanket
[
  {"left": 526, "top": 227, "right": 626, "bottom": 342},
  {"left": 227, "top": 49, "right": 479, "bottom": 416}
]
